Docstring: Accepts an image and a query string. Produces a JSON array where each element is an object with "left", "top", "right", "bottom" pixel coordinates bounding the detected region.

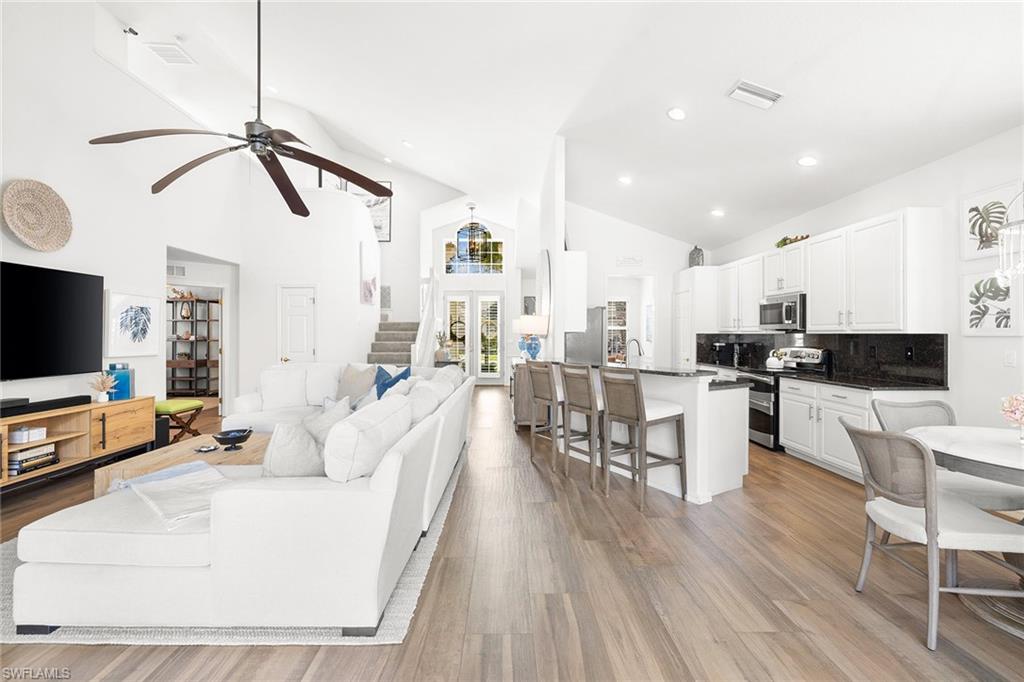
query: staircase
[{"left": 367, "top": 321, "right": 419, "bottom": 365}]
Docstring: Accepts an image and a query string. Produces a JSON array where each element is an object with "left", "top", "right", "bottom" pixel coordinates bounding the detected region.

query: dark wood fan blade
[
  {"left": 268, "top": 129, "right": 307, "bottom": 146},
  {"left": 275, "top": 144, "right": 393, "bottom": 197},
  {"left": 258, "top": 151, "right": 310, "bottom": 217},
  {"left": 151, "top": 145, "right": 247, "bottom": 194},
  {"left": 90, "top": 128, "right": 246, "bottom": 144}
]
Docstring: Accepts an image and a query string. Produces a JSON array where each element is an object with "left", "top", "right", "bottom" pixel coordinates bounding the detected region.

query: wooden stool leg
[
  {"left": 602, "top": 416, "right": 612, "bottom": 497},
  {"left": 167, "top": 407, "right": 202, "bottom": 444},
  {"left": 550, "top": 403, "right": 558, "bottom": 473},
  {"left": 638, "top": 426, "right": 648, "bottom": 512},
  {"left": 588, "top": 415, "right": 598, "bottom": 490},
  {"left": 529, "top": 402, "right": 537, "bottom": 462},
  {"left": 563, "top": 405, "right": 572, "bottom": 477},
  {"left": 627, "top": 425, "right": 638, "bottom": 482}
]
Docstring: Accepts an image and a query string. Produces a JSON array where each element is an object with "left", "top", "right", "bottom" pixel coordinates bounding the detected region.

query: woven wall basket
[{"left": 2, "top": 179, "right": 72, "bottom": 252}]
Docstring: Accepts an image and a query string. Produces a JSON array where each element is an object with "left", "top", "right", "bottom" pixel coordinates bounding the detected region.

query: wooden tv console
[{"left": 0, "top": 396, "right": 155, "bottom": 490}]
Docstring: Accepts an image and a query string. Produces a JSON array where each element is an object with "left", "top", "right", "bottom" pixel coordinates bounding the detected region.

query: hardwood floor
[{"left": 3, "top": 386, "right": 1024, "bottom": 680}]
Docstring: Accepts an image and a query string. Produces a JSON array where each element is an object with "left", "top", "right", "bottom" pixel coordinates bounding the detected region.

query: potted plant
[
  {"left": 89, "top": 372, "right": 117, "bottom": 403},
  {"left": 435, "top": 331, "right": 449, "bottom": 362}
]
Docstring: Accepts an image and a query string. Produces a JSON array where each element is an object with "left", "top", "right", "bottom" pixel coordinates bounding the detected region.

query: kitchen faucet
[{"left": 627, "top": 338, "right": 645, "bottom": 357}]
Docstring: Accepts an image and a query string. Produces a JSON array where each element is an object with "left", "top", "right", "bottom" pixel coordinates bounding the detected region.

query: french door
[{"left": 444, "top": 292, "right": 503, "bottom": 381}]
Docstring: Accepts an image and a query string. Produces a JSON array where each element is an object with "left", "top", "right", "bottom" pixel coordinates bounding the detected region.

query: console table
[{"left": 1, "top": 396, "right": 155, "bottom": 490}]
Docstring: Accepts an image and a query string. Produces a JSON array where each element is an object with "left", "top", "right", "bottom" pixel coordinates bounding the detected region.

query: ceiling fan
[{"left": 89, "top": 0, "right": 392, "bottom": 217}]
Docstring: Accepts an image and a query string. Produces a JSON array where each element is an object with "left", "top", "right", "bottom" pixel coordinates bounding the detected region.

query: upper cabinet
[
  {"left": 762, "top": 243, "right": 805, "bottom": 295},
  {"left": 847, "top": 215, "right": 903, "bottom": 330},
  {"left": 805, "top": 231, "right": 847, "bottom": 331},
  {"left": 736, "top": 257, "right": 763, "bottom": 330},
  {"left": 717, "top": 264, "right": 739, "bottom": 331}
]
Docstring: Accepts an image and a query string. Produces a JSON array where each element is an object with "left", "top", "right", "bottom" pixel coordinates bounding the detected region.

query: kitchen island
[{"left": 553, "top": 363, "right": 750, "bottom": 504}]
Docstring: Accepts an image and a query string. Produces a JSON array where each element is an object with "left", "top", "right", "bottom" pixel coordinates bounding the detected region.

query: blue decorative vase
[{"left": 519, "top": 335, "right": 541, "bottom": 360}]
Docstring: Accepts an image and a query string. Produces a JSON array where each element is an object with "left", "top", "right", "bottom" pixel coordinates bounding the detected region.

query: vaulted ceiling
[{"left": 103, "top": 1, "right": 1022, "bottom": 248}]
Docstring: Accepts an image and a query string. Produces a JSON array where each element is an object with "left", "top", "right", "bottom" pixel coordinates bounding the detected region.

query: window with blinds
[
  {"left": 607, "top": 300, "right": 627, "bottom": 365},
  {"left": 478, "top": 297, "right": 501, "bottom": 377},
  {"left": 447, "top": 299, "right": 467, "bottom": 369}
]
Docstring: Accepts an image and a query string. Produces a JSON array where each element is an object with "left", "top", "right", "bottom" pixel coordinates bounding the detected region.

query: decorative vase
[
  {"left": 688, "top": 245, "right": 704, "bottom": 267},
  {"left": 518, "top": 335, "right": 542, "bottom": 360},
  {"left": 180, "top": 302, "right": 192, "bottom": 320},
  {"left": 435, "top": 349, "right": 447, "bottom": 362},
  {"left": 96, "top": 392, "right": 109, "bottom": 403}
]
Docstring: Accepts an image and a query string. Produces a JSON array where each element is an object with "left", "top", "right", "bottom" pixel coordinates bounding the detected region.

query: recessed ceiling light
[
  {"left": 710, "top": 208, "right": 725, "bottom": 217},
  {"left": 666, "top": 107, "right": 686, "bottom": 121},
  {"left": 797, "top": 156, "right": 818, "bottom": 167},
  {"left": 618, "top": 176, "right": 633, "bottom": 185},
  {"left": 383, "top": 156, "right": 393, "bottom": 164},
  {"left": 401, "top": 139, "right": 414, "bottom": 149}
]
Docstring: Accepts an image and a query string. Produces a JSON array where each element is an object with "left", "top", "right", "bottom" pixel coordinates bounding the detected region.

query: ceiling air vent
[
  {"left": 728, "top": 80, "right": 783, "bottom": 110},
  {"left": 145, "top": 42, "right": 196, "bottom": 66}
]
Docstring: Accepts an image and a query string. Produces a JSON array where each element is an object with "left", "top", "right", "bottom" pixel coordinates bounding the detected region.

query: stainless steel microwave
[{"left": 759, "top": 293, "right": 806, "bottom": 331}]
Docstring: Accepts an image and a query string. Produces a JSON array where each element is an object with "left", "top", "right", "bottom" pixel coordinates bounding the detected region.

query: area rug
[{"left": 0, "top": 453, "right": 465, "bottom": 646}]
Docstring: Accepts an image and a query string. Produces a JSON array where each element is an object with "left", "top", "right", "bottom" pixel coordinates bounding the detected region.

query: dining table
[{"left": 908, "top": 425, "right": 1024, "bottom": 639}]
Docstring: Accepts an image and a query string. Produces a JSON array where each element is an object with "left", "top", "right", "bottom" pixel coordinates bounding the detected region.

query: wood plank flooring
[{"left": 2, "top": 386, "right": 1023, "bottom": 680}]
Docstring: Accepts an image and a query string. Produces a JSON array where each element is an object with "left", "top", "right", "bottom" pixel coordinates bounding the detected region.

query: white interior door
[
  {"left": 444, "top": 292, "right": 503, "bottom": 381},
  {"left": 279, "top": 286, "right": 316, "bottom": 363}
]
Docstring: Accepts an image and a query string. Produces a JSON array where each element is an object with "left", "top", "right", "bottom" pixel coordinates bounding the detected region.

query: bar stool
[
  {"left": 526, "top": 360, "right": 564, "bottom": 472},
  {"left": 598, "top": 367, "right": 686, "bottom": 511},
  {"left": 559, "top": 363, "right": 605, "bottom": 489}
]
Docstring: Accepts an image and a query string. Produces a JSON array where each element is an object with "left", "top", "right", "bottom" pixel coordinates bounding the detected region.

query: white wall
[
  {"left": 711, "top": 126, "right": 1024, "bottom": 427},
  {"left": 566, "top": 202, "right": 692, "bottom": 368},
  {"left": 1, "top": 2, "right": 379, "bottom": 405}
]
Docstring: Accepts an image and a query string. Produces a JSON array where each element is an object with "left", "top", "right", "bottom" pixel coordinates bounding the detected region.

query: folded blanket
[{"left": 128, "top": 461, "right": 228, "bottom": 530}]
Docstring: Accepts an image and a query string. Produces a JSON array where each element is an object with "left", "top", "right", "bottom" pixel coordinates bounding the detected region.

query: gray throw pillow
[
  {"left": 302, "top": 396, "right": 352, "bottom": 445},
  {"left": 262, "top": 422, "right": 324, "bottom": 477},
  {"left": 338, "top": 365, "right": 377, "bottom": 401}
]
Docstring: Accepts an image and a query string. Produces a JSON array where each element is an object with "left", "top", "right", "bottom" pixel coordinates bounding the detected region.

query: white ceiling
[{"left": 102, "top": 2, "right": 1023, "bottom": 249}]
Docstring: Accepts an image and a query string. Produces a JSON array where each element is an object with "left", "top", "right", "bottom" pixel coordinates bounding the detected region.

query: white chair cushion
[
  {"left": 221, "top": 406, "right": 319, "bottom": 434},
  {"left": 17, "top": 489, "right": 210, "bottom": 567},
  {"left": 324, "top": 395, "right": 412, "bottom": 482},
  {"left": 866, "top": 494, "right": 1024, "bottom": 553},
  {"left": 305, "top": 364, "right": 342, "bottom": 406},
  {"left": 262, "top": 422, "right": 324, "bottom": 477},
  {"left": 408, "top": 382, "right": 441, "bottom": 425},
  {"left": 937, "top": 469, "right": 1024, "bottom": 512},
  {"left": 302, "top": 396, "right": 352, "bottom": 445},
  {"left": 260, "top": 368, "right": 308, "bottom": 411},
  {"left": 644, "top": 398, "right": 683, "bottom": 421}
]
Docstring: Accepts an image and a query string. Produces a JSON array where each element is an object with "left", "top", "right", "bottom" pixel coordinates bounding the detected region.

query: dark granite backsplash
[{"left": 696, "top": 333, "right": 947, "bottom": 387}]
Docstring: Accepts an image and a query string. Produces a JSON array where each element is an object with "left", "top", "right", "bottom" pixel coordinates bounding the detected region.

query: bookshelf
[{"left": 166, "top": 297, "right": 220, "bottom": 397}]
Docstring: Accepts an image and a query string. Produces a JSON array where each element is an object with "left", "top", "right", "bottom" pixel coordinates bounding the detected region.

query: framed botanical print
[
  {"left": 961, "top": 271, "right": 1021, "bottom": 336},
  {"left": 349, "top": 181, "right": 392, "bottom": 243},
  {"left": 961, "top": 180, "right": 1022, "bottom": 261},
  {"left": 106, "top": 292, "right": 160, "bottom": 356}
]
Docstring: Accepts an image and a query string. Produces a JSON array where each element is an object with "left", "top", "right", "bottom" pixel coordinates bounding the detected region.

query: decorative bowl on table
[{"left": 212, "top": 428, "right": 253, "bottom": 451}]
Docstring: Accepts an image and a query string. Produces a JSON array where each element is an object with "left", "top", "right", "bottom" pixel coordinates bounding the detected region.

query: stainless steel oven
[
  {"left": 737, "top": 371, "right": 777, "bottom": 449},
  {"left": 759, "top": 293, "right": 805, "bottom": 331}
]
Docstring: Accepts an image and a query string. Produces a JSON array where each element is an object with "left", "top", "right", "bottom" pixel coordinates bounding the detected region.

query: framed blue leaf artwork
[{"left": 106, "top": 292, "right": 160, "bottom": 357}]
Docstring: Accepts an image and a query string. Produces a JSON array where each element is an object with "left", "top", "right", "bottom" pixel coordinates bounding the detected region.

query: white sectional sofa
[{"left": 13, "top": 363, "right": 474, "bottom": 635}]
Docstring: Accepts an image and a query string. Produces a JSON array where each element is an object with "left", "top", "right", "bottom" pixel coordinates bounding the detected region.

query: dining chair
[
  {"left": 841, "top": 418, "right": 1024, "bottom": 650},
  {"left": 559, "top": 363, "right": 605, "bottom": 488},
  {"left": 599, "top": 367, "right": 685, "bottom": 511},
  {"left": 526, "top": 360, "right": 564, "bottom": 472},
  {"left": 872, "top": 399, "right": 1024, "bottom": 512}
]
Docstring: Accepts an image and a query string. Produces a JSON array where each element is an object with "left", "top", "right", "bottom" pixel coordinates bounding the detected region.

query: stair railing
[{"left": 410, "top": 271, "right": 440, "bottom": 368}]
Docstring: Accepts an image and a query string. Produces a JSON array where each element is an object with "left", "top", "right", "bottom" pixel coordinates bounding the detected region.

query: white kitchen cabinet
[
  {"left": 805, "top": 231, "right": 847, "bottom": 331},
  {"left": 818, "top": 402, "right": 868, "bottom": 473},
  {"left": 762, "top": 244, "right": 805, "bottom": 294},
  {"left": 779, "top": 392, "right": 816, "bottom": 453},
  {"left": 673, "top": 267, "right": 720, "bottom": 368},
  {"left": 717, "top": 264, "right": 738, "bottom": 331},
  {"left": 737, "top": 257, "right": 763, "bottom": 330},
  {"left": 847, "top": 214, "right": 904, "bottom": 330}
]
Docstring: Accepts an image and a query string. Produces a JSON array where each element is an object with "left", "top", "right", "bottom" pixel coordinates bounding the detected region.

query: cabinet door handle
[
  {"left": 847, "top": 310, "right": 853, "bottom": 324},
  {"left": 807, "top": 404, "right": 813, "bottom": 421},
  {"left": 838, "top": 310, "right": 844, "bottom": 325},
  {"left": 831, "top": 394, "right": 847, "bottom": 400},
  {"left": 100, "top": 413, "right": 107, "bottom": 449},
  {"left": 817, "top": 406, "right": 822, "bottom": 422}
]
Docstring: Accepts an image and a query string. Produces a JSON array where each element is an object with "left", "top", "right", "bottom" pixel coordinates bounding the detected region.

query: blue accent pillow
[{"left": 374, "top": 366, "right": 411, "bottom": 398}]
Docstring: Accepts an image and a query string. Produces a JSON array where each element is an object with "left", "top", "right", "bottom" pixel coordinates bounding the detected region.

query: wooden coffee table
[{"left": 93, "top": 433, "right": 269, "bottom": 498}]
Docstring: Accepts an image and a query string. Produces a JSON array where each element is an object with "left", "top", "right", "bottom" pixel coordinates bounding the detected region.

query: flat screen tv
[{"left": 1, "top": 262, "right": 104, "bottom": 381}]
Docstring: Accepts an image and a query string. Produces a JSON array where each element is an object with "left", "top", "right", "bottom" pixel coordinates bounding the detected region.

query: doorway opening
[
  {"left": 444, "top": 291, "right": 504, "bottom": 383},
  {"left": 605, "top": 275, "right": 656, "bottom": 367}
]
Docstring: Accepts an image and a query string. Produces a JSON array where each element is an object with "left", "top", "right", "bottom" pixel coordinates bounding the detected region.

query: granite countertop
[
  {"left": 709, "top": 379, "right": 753, "bottom": 391},
  {"left": 555, "top": 361, "right": 718, "bottom": 378}
]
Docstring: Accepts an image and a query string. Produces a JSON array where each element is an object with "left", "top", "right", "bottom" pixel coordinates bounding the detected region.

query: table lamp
[{"left": 515, "top": 315, "right": 548, "bottom": 360}]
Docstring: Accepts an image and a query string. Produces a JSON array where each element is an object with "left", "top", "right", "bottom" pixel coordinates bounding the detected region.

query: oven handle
[
  {"left": 749, "top": 398, "right": 773, "bottom": 416},
  {"left": 737, "top": 372, "right": 774, "bottom": 385}
]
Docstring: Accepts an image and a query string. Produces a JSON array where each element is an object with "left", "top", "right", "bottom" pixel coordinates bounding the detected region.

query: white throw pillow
[
  {"left": 262, "top": 422, "right": 323, "bottom": 477},
  {"left": 384, "top": 374, "right": 421, "bottom": 397},
  {"left": 338, "top": 364, "right": 376, "bottom": 401},
  {"left": 434, "top": 365, "right": 464, "bottom": 390},
  {"left": 408, "top": 382, "right": 440, "bottom": 424},
  {"left": 353, "top": 385, "right": 379, "bottom": 410},
  {"left": 260, "top": 368, "right": 308, "bottom": 411},
  {"left": 302, "top": 396, "right": 352, "bottom": 445},
  {"left": 305, "top": 364, "right": 342, "bottom": 406},
  {"left": 422, "top": 378, "right": 455, "bottom": 402},
  {"left": 324, "top": 395, "right": 412, "bottom": 482}
]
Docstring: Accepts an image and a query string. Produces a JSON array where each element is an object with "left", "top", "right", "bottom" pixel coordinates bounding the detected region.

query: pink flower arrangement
[{"left": 1001, "top": 394, "right": 1024, "bottom": 427}]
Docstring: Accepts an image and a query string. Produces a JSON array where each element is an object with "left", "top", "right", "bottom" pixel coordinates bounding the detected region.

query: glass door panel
[
  {"left": 477, "top": 295, "right": 501, "bottom": 379},
  {"left": 445, "top": 295, "right": 468, "bottom": 372}
]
